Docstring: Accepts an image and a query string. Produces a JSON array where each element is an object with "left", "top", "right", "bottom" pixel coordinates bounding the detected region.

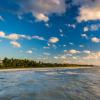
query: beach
[
  {"left": 0, "top": 66, "right": 94, "bottom": 72},
  {"left": 0, "top": 67, "right": 100, "bottom": 100}
]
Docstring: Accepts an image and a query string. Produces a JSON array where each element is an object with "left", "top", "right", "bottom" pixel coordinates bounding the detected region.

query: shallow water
[{"left": 0, "top": 68, "right": 100, "bottom": 100}]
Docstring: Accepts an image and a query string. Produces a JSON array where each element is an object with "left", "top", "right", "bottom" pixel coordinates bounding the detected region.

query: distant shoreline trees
[{"left": 0, "top": 57, "right": 93, "bottom": 69}]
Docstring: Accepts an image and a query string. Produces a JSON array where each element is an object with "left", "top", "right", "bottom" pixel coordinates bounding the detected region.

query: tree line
[{"left": 0, "top": 57, "right": 93, "bottom": 69}]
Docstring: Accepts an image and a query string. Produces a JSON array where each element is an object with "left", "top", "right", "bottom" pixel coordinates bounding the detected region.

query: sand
[{"left": 0, "top": 67, "right": 93, "bottom": 72}]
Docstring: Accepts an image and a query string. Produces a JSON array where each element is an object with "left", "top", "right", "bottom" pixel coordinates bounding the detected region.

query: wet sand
[{"left": 0, "top": 66, "right": 93, "bottom": 72}]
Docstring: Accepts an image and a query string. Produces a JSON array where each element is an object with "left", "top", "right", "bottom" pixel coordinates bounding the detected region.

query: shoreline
[{"left": 0, "top": 67, "right": 94, "bottom": 72}]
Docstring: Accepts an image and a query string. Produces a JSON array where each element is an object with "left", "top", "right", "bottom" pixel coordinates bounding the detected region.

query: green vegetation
[{"left": 0, "top": 57, "right": 93, "bottom": 69}]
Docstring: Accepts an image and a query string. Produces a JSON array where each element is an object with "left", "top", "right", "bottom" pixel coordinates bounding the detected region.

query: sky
[{"left": 0, "top": 0, "right": 100, "bottom": 65}]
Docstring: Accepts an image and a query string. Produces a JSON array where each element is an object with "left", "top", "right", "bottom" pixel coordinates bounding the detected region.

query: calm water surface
[{"left": 0, "top": 67, "right": 100, "bottom": 100}]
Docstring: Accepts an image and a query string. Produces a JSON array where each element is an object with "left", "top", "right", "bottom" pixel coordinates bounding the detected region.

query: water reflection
[{"left": 0, "top": 68, "right": 100, "bottom": 100}]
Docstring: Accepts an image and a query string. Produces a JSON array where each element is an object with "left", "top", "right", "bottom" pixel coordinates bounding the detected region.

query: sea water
[{"left": 0, "top": 68, "right": 100, "bottom": 100}]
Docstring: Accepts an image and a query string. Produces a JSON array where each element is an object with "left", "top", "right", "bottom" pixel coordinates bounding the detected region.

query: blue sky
[{"left": 0, "top": 0, "right": 100, "bottom": 65}]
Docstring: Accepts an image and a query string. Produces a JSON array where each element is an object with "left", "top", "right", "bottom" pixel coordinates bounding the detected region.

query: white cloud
[
  {"left": 64, "top": 50, "right": 67, "bottom": 53},
  {"left": 43, "top": 52, "right": 50, "bottom": 56},
  {"left": 32, "top": 35, "right": 45, "bottom": 40},
  {"left": 64, "top": 49, "right": 80, "bottom": 56},
  {"left": 69, "top": 49, "right": 80, "bottom": 54},
  {"left": 10, "top": 41, "right": 21, "bottom": 48},
  {"left": 43, "top": 46, "right": 50, "bottom": 49},
  {"left": 68, "top": 24, "right": 76, "bottom": 29},
  {"left": 49, "top": 37, "right": 59, "bottom": 43},
  {"left": 0, "top": 32, "right": 31, "bottom": 40},
  {"left": 84, "top": 26, "right": 89, "bottom": 32},
  {"left": 54, "top": 56, "right": 59, "bottom": 59},
  {"left": 6, "top": 33, "right": 31, "bottom": 40},
  {"left": 52, "top": 44, "right": 57, "bottom": 48},
  {"left": 15, "top": 0, "right": 66, "bottom": 22},
  {"left": 81, "top": 34, "right": 88, "bottom": 39},
  {"left": 17, "top": 15, "right": 23, "bottom": 20},
  {"left": 79, "top": 45, "right": 84, "bottom": 48},
  {"left": 91, "top": 37, "right": 100, "bottom": 43},
  {"left": 0, "top": 16, "right": 4, "bottom": 21},
  {"left": 69, "top": 42, "right": 74, "bottom": 45},
  {"left": 60, "top": 55, "right": 66, "bottom": 59},
  {"left": 54, "top": 55, "right": 66, "bottom": 59},
  {"left": 81, "top": 51, "right": 100, "bottom": 65},
  {"left": 34, "top": 13, "right": 49, "bottom": 22},
  {"left": 60, "top": 34, "right": 64, "bottom": 37},
  {"left": 83, "top": 24, "right": 100, "bottom": 32},
  {"left": 6, "top": 34, "right": 21, "bottom": 40},
  {"left": 0, "top": 32, "right": 33, "bottom": 48},
  {"left": 83, "top": 50, "right": 91, "bottom": 54},
  {"left": 72, "top": 56, "right": 77, "bottom": 60},
  {"left": 0, "top": 31, "right": 32, "bottom": 40},
  {"left": 0, "top": 31, "right": 5, "bottom": 37},
  {"left": 83, "top": 51, "right": 100, "bottom": 60},
  {"left": 73, "top": 0, "right": 100, "bottom": 22},
  {"left": 45, "top": 23, "right": 50, "bottom": 27},
  {"left": 63, "top": 44, "right": 66, "bottom": 47},
  {"left": 90, "top": 24, "right": 100, "bottom": 31},
  {"left": 77, "top": 6, "right": 100, "bottom": 22},
  {"left": 59, "top": 29, "right": 63, "bottom": 33},
  {"left": 26, "top": 50, "right": 33, "bottom": 54}
]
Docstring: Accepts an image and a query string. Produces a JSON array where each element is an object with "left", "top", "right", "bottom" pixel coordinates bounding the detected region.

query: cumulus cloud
[
  {"left": 43, "top": 52, "right": 50, "bottom": 56},
  {"left": 69, "top": 42, "right": 74, "bottom": 45},
  {"left": 0, "top": 31, "right": 46, "bottom": 50},
  {"left": 0, "top": 31, "right": 31, "bottom": 40},
  {"left": 77, "top": 6, "right": 100, "bottom": 22},
  {"left": 0, "top": 16, "right": 4, "bottom": 21},
  {"left": 54, "top": 56, "right": 59, "bottom": 59},
  {"left": 59, "top": 29, "right": 63, "bottom": 33},
  {"left": 34, "top": 13, "right": 49, "bottom": 22},
  {"left": 60, "top": 55, "right": 66, "bottom": 59},
  {"left": 72, "top": 56, "right": 77, "bottom": 60},
  {"left": 83, "top": 50, "right": 91, "bottom": 54},
  {"left": 89, "top": 24, "right": 100, "bottom": 31},
  {"left": 79, "top": 45, "right": 84, "bottom": 48},
  {"left": 43, "top": 46, "right": 50, "bottom": 49},
  {"left": 54, "top": 55, "right": 66, "bottom": 59},
  {"left": 83, "top": 51, "right": 100, "bottom": 60},
  {"left": 45, "top": 23, "right": 50, "bottom": 27},
  {"left": 83, "top": 24, "right": 100, "bottom": 32},
  {"left": 0, "top": 31, "right": 5, "bottom": 37},
  {"left": 68, "top": 24, "right": 76, "bottom": 29},
  {"left": 6, "top": 33, "right": 31, "bottom": 40},
  {"left": 64, "top": 49, "right": 80, "bottom": 54},
  {"left": 10, "top": 41, "right": 21, "bottom": 48},
  {"left": 0, "top": 31, "right": 35, "bottom": 48},
  {"left": 60, "top": 34, "right": 64, "bottom": 37},
  {"left": 81, "top": 51, "right": 100, "bottom": 65},
  {"left": 72, "top": 0, "right": 100, "bottom": 22},
  {"left": 83, "top": 24, "right": 100, "bottom": 33},
  {"left": 32, "top": 35, "right": 45, "bottom": 40},
  {"left": 49, "top": 37, "right": 59, "bottom": 43},
  {"left": 81, "top": 34, "right": 88, "bottom": 39},
  {"left": 1, "top": 0, "right": 66, "bottom": 22},
  {"left": 69, "top": 49, "right": 80, "bottom": 54},
  {"left": 91, "top": 37, "right": 100, "bottom": 43},
  {"left": 6, "top": 34, "right": 22, "bottom": 40},
  {"left": 84, "top": 26, "right": 89, "bottom": 32},
  {"left": 0, "top": 32, "right": 45, "bottom": 41},
  {"left": 26, "top": 50, "right": 33, "bottom": 54}
]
